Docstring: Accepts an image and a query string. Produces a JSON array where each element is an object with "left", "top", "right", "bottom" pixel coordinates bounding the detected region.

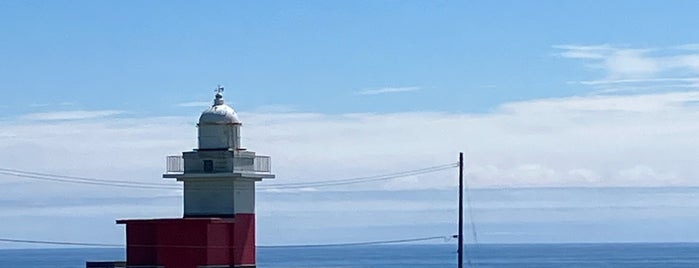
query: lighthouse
[{"left": 116, "top": 87, "right": 274, "bottom": 268}]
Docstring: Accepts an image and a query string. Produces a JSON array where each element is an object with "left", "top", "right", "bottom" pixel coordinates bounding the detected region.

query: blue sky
[
  {"left": 2, "top": 1, "right": 699, "bottom": 248},
  {"left": 5, "top": 0, "right": 698, "bottom": 115}
]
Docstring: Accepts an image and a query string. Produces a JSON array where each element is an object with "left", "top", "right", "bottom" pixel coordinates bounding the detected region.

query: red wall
[
  {"left": 124, "top": 222, "right": 157, "bottom": 265},
  {"left": 118, "top": 216, "right": 254, "bottom": 268},
  {"left": 232, "top": 213, "right": 256, "bottom": 265}
]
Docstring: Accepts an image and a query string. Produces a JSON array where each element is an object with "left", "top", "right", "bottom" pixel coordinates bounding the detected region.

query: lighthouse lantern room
[{"left": 117, "top": 87, "right": 275, "bottom": 268}]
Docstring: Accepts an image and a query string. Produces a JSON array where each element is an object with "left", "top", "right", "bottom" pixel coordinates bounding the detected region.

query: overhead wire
[
  {"left": 0, "top": 235, "right": 453, "bottom": 249},
  {"left": 259, "top": 236, "right": 454, "bottom": 248},
  {"left": 463, "top": 170, "right": 478, "bottom": 244},
  {"left": 0, "top": 163, "right": 465, "bottom": 260},
  {"left": 0, "top": 163, "right": 458, "bottom": 191},
  {"left": 0, "top": 238, "right": 121, "bottom": 247},
  {"left": 258, "top": 163, "right": 458, "bottom": 189},
  {"left": 462, "top": 162, "right": 478, "bottom": 267},
  {"left": 260, "top": 163, "right": 457, "bottom": 187},
  {"left": 0, "top": 168, "right": 175, "bottom": 187},
  {"left": 0, "top": 171, "right": 180, "bottom": 190}
]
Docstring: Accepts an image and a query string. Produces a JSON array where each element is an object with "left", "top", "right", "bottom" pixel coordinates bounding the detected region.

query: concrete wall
[{"left": 184, "top": 179, "right": 236, "bottom": 217}]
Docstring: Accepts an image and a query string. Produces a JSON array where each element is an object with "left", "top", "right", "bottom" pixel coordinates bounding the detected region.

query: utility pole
[{"left": 458, "top": 152, "right": 464, "bottom": 268}]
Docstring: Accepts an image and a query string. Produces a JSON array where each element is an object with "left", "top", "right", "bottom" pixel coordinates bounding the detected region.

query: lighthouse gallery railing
[{"left": 166, "top": 155, "right": 271, "bottom": 173}]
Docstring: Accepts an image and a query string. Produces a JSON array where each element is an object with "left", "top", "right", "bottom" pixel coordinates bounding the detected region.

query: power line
[
  {"left": 0, "top": 238, "right": 120, "bottom": 247},
  {"left": 464, "top": 168, "right": 478, "bottom": 244},
  {"left": 0, "top": 168, "right": 175, "bottom": 187},
  {"left": 261, "top": 163, "right": 457, "bottom": 187},
  {"left": 260, "top": 236, "right": 453, "bottom": 248},
  {"left": 0, "top": 163, "right": 457, "bottom": 191},
  {"left": 0, "top": 235, "right": 452, "bottom": 249},
  {"left": 461, "top": 153, "right": 478, "bottom": 267},
  {"left": 259, "top": 164, "right": 458, "bottom": 189},
  {"left": 0, "top": 171, "right": 180, "bottom": 190}
]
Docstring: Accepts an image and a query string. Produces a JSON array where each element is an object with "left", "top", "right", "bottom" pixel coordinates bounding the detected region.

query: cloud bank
[
  {"left": 555, "top": 44, "right": 699, "bottom": 93},
  {"left": 3, "top": 90, "right": 699, "bottom": 196},
  {"left": 355, "top": 86, "right": 420, "bottom": 95}
]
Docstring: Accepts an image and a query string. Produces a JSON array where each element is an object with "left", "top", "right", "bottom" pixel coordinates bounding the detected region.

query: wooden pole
[{"left": 458, "top": 152, "right": 464, "bottom": 268}]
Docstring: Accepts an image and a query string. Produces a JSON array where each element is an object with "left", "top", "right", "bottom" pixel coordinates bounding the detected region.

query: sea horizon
[{"left": 3, "top": 243, "right": 699, "bottom": 268}]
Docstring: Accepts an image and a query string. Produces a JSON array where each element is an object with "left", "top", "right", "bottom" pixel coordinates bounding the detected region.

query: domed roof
[{"left": 199, "top": 92, "right": 241, "bottom": 125}]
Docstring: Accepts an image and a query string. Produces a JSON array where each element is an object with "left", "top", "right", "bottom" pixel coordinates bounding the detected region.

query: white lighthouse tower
[
  {"left": 164, "top": 86, "right": 275, "bottom": 217},
  {"left": 117, "top": 86, "right": 274, "bottom": 268}
]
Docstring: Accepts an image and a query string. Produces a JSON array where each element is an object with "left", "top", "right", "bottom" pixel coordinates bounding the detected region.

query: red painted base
[{"left": 117, "top": 214, "right": 255, "bottom": 268}]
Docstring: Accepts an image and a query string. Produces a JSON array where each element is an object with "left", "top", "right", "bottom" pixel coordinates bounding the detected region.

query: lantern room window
[{"left": 203, "top": 160, "right": 214, "bottom": 173}]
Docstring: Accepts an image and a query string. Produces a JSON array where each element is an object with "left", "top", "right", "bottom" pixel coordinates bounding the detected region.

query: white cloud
[
  {"left": 552, "top": 44, "right": 614, "bottom": 59},
  {"left": 176, "top": 101, "right": 211, "bottom": 107},
  {"left": 577, "top": 77, "right": 699, "bottom": 86},
  {"left": 355, "top": 86, "right": 420, "bottom": 95},
  {"left": 261, "top": 187, "right": 318, "bottom": 193},
  {"left": 555, "top": 44, "right": 699, "bottom": 92},
  {"left": 4, "top": 91, "right": 699, "bottom": 196},
  {"left": 1, "top": 89, "right": 698, "bottom": 217},
  {"left": 383, "top": 175, "right": 424, "bottom": 191},
  {"left": 4, "top": 90, "right": 699, "bottom": 246},
  {"left": 252, "top": 104, "right": 298, "bottom": 113},
  {"left": 606, "top": 49, "right": 659, "bottom": 78},
  {"left": 568, "top": 169, "right": 602, "bottom": 183},
  {"left": 19, "top": 110, "right": 124, "bottom": 121}
]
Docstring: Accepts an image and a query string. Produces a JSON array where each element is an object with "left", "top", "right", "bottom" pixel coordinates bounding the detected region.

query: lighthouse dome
[
  {"left": 197, "top": 88, "right": 243, "bottom": 150},
  {"left": 199, "top": 93, "right": 241, "bottom": 125}
]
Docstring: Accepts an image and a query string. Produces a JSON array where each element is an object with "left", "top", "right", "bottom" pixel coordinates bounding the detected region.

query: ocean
[{"left": 1, "top": 243, "right": 699, "bottom": 268}]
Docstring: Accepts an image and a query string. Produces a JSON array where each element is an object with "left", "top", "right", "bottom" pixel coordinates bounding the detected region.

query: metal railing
[
  {"left": 166, "top": 155, "right": 184, "bottom": 173},
  {"left": 165, "top": 155, "right": 271, "bottom": 173},
  {"left": 253, "top": 155, "right": 271, "bottom": 173}
]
